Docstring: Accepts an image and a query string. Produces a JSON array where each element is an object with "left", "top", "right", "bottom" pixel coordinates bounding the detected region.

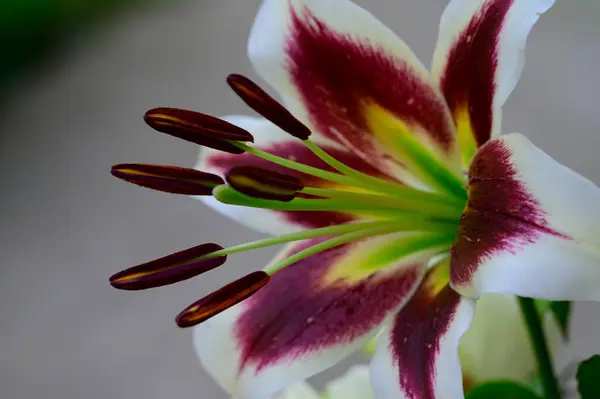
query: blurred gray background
[{"left": 2, "top": 0, "right": 600, "bottom": 398}]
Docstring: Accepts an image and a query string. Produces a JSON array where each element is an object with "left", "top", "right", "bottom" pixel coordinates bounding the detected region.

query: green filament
[
  {"left": 232, "top": 142, "right": 361, "bottom": 188},
  {"left": 301, "top": 187, "right": 463, "bottom": 220},
  {"left": 265, "top": 225, "right": 400, "bottom": 274},
  {"left": 214, "top": 185, "right": 399, "bottom": 215},
  {"left": 303, "top": 139, "right": 433, "bottom": 199},
  {"left": 202, "top": 220, "right": 398, "bottom": 259}
]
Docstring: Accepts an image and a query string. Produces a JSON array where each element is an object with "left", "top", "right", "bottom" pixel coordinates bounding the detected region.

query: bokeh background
[{"left": 2, "top": 1, "right": 600, "bottom": 398}]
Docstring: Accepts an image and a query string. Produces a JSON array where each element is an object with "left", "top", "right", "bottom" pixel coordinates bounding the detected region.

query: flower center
[
  {"left": 202, "top": 134, "right": 465, "bottom": 274},
  {"left": 192, "top": 75, "right": 469, "bottom": 277},
  {"left": 110, "top": 74, "right": 469, "bottom": 327}
]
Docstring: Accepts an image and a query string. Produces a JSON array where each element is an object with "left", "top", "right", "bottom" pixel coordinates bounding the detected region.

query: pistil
[{"left": 214, "top": 185, "right": 463, "bottom": 221}]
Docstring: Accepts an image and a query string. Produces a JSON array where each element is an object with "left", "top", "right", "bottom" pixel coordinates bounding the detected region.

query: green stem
[{"left": 518, "top": 296, "right": 562, "bottom": 399}]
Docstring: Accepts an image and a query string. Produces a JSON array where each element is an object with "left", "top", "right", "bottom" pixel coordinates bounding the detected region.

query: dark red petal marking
[
  {"left": 176, "top": 271, "right": 269, "bottom": 328},
  {"left": 286, "top": 8, "right": 455, "bottom": 161},
  {"left": 234, "top": 239, "right": 422, "bottom": 371},
  {"left": 451, "top": 139, "right": 566, "bottom": 285},
  {"left": 208, "top": 140, "right": 394, "bottom": 228},
  {"left": 109, "top": 243, "right": 226, "bottom": 290},
  {"left": 226, "top": 165, "right": 303, "bottom": 202},
  {"left": 144, "top": 108, "right": 254, "bottom": 154},
  {"left": 111, "top": 163, "right": 224, "bottom": 195},
  {"left": 390, "top": 283, "right": 463, "bottom": 399},
  {"left": 227, "top": 74, "right": 311, "bottom": 140},
  {"left": 438, "top": 0, "right": 513, "bottom": 147}
]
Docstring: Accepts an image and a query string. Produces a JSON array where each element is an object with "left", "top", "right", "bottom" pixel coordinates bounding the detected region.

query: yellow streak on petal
[
  {"left": 364, "top": 103, "right": 431, "bottom": 161},
  {"left": 423, "top": 259, "right": 451, "bottom": 297},
  {"left": 454, "top": 106, "right": 478, "bottom": 168},
  {"left": 361, "top": 335, "right": 379, "bottom": 357},
  {"left": 320, "top": 234, "right": 398, "bottom": 286},
  {"left": 320, "top": 233, "right": 451, "bottom": 287},
  {"left": 363, "top": 103, "right": 464, "bottom": 194}
]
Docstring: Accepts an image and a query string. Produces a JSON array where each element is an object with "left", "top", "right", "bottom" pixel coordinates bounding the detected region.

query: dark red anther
[
  {"left": 144, "top": 107, "right": 254, "bottom": 154},
  {"left": 227, "top": 74, "right": 311, "bottom": 140},
  {"left": 111, "top": 163, "right": 224, "bottom": 195},
  {"left": 225, "top": 165, "right": 303, "bottom": 202},
  {"left": 175, "top": 271, "right": 270, "bottom": 328},
  {"left": 110, "top": 243, "right": 226, "bottom": 290}
]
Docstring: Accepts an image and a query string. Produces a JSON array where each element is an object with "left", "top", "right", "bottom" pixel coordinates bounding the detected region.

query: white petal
[
  {"left": 451, "top": 133, "right": 600, "bottom": 301},
  {"left": 193, "top": 232, "right": 440, "bottom": 399},
  {"left": 194, "top": 305, "right": 242, "bottom": 395},
  {"left": 273, "top": 381, "right": 320, "bottom": 399},
  {"left": 431, "top": 0, "right": 555, "bottom": 163},
  {"left": 370, "top": 270, "right": 475, "bottom": 399},
  {"left": 248, "top": 0, "right": 463, "bottom": 193},
  {"left": 249, "top": 0, "right": 430, "bottom": 124},
  {"left": 324, "top": 365, "right": 375, "bottom": 399},
  {"left": 194, "top": 115, "right": 293, "bottom": 235}
]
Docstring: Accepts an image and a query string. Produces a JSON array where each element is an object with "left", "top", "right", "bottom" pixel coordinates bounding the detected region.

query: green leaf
[
  {"left": 577, "top": 355, "right": 600, "bottom": 398},
  {"left": 549, "top": 301, "right": 571, "bottom": 338},
  {"left": 534, "top": 299, "right": 571, "bottom": 338},
  {"left": 466, "top": 381, "right": 541, "bottom": 399}
]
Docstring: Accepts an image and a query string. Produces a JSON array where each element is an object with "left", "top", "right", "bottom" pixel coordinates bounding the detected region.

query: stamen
[
  {"left": 227, "top": 74, "right": 311, "bottom": 139},
  {"left": 111, "top": 163, "right": 223, "bottom": 195},
  {"left": 175, "top": 271, "right": 269, "bottom": 328},
  {"left": 232, "top": 142, "right": 376, "bottom": 188},
  {"left": 302, "top": 139, "right": 440, "bottom": 199},
  {"left": 144, "top": 108, "right": 254, "bottom": 154},
  {"left": 225, "top": 166, "right": 303, "bottom": 202},
  {"left": 203, "top": 218, "right": 457, "bottom": 260},
  {"left": 109, "top": 243, "right": 226, "bottom": 290},
  {"left": 231, "top": 142, "right": 466, "bottom": 212}
]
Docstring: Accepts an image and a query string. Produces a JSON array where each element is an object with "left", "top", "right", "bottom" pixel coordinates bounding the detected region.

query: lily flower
[{"left": 109, "top": 0, "right": 600, "bottom": 398}]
